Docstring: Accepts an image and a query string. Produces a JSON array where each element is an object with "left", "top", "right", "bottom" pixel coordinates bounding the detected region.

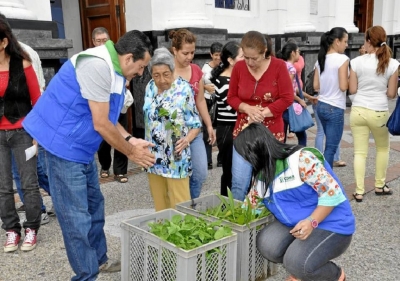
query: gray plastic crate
[
  {"left": 121, "top": 209, "right": 237, "bottom": 281},
  {"left": 176, "top": 195, "right": 277, "bottom": 281}
]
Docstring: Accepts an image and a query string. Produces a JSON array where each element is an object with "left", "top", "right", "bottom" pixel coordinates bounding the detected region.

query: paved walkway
[{"left": 2, "top": 99, "right": 400, "bottom": 280}]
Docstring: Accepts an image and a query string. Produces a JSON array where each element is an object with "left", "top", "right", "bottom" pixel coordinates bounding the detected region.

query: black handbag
[{"left": 207, "top": 94, "right": 218, "bottom": 126}]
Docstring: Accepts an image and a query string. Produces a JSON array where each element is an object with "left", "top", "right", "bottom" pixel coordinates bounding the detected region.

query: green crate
[
  {"left": 121, "top": 209, "right": 237, "bottom": 281},
  {"left": 176, "top": 195, "right": 277, "bottom": 281}
]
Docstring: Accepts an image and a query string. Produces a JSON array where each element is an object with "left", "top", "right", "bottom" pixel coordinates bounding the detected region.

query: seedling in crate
[
  {"left": 148, "top": 214, "right": 233, "bottom": 251},
  {"left": 204, "top": 188, "right": 270, "bottom": 228}
]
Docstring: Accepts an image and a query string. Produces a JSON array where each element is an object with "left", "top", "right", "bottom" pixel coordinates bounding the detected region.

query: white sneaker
[
  {"left": 20, "top": 228, "right": 37, "bottom": 251},
  {"left": 41, "top": 212, "right": 49, "bottom": 225}
]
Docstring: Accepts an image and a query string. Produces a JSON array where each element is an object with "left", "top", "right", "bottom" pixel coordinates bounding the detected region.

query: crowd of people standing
[{"left": 2, "top": 9, "right": 399, "bottom": 279}]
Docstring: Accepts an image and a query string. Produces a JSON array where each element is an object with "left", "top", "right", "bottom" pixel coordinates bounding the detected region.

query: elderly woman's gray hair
[{"left": 149, "top": 47, "right": 175, "bottom": 72}]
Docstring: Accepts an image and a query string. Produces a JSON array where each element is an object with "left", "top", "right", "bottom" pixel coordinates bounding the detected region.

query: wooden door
[
  {"left": 79, "top": 0, "right": 135, "bottom": 134},
  {"left": 79, "top": 0, "right": 126, "bottom": 49},
  {"left": 354, "top": 0, "right": 374, "bottom": 33}
]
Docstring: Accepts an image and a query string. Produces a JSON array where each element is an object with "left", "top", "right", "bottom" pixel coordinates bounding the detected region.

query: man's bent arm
[{"left": 88, "top": 100, "right": 155, "bottom": 167}]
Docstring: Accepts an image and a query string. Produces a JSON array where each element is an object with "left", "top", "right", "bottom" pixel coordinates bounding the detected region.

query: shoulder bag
[
  {"left": 387, "top": 97, "right": 400, "bottom": 135},
  {"left": 288, "top": 75, "right": 314, "bottom": 132}
]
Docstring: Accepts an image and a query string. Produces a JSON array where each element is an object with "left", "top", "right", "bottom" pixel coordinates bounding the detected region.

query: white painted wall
[
  {"left": 61, "top": 0, "right": 83, "bottom": 57},
  {"left": 373, "top": 0, "right": 383, "bottom": 26},
  {"left": 125, "top": 0, "right": 153, "bottom": 31},
  {"left": 22, "top": 0, "right": 51, "bottom": 21}
]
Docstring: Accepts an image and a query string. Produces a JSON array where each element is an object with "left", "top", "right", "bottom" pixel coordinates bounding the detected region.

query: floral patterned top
[
  {"left": 298, "top": 150, "right": 346, "bottom": 206},
  {"left": 143, "top": 77, "right": 201, "bottom": 179}
]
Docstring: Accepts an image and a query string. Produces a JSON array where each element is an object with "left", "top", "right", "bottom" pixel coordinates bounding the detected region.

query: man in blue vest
[{"left": 23, "top": 30, "right": 155, "bottom": 281}]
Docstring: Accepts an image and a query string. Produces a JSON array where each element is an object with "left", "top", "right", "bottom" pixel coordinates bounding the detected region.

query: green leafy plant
[
  {"left": 204, "top": 189, "right": 270, "bottom": 227},
  {"left": 158, "top": 108, "right": 181, "bottom": 137},
  {"left": 148, "top": 214, "right": 232, "bottom": 251}
]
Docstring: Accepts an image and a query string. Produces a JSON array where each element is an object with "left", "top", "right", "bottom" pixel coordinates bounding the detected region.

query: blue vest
[
  {"left": 23, "top": 46, "right": 125, "bottom": 164},
  {"left": 255, "top": 148, "right": 355, "bottom": 235}
]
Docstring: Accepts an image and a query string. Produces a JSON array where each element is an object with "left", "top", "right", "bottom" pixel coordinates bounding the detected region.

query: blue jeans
[
  {"left": 315, "top": 102, "right": 344, "bottom": 168},
  {"left": 231, "top": 146, "right": 252, "bottom": 201},
  {"left": 12, "top": 145, "right": 49, "bottom": 212},
  {"left": 312, "top": 104, "right": 340, "bottom": 161},
  {"left": 256, "top": 220, "right": 352, "bottom": 280},
  {"left": 46, "top": 151, "right": 107, "bottom": 281},
  {"left": 189, "top": 132, "right": 208, "bottom": 199},
  {"left": 0, "top": 129, "right": 42, "bottom": 233},
  {"left": 202, "top": 123, "right": 213, "bottom": 164}
]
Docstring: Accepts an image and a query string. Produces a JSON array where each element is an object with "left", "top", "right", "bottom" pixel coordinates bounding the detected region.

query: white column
[
  {"left": 316, "top": 0, "right": 336, "bottom": 32},
  {"left": 0, "top": 0, "right": 36, "bottom": 20},
  {"left": 333, "top": 0, "right": 359, "bottom": 33},
  {"left": 165, "top": 0, "right": 213, "bottom": 29},
  {"left": 22, "top": 0, "right": 51, "bottom": 21},
  {"left": 390, "top": 0, "right": 400, "bottom": 35},
  {"left": 284, "top": 0, "right": 316, "bottom": 33},
  {"left": 266, "top": 0, "right": 288, "bottom": 34}
]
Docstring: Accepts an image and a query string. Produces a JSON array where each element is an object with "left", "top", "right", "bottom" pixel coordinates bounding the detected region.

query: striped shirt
[{"left": 213, "top": 76, "right": 237, "bottom": 125}]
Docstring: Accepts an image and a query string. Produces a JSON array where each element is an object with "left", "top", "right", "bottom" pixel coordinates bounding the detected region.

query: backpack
[{"left": 305, "top": 69, "right": 316, "bottom": 96}]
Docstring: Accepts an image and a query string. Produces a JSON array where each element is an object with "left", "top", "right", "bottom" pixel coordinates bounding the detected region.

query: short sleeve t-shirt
[
  {"left": 315, "top": 53, "right": 349, "bottom": 110},
  {"left": 201, "top": 63, "right": 214, "bottom": 98},
  {"left": 285, "top": 61, "right": 297, "bottom": 95},
  {"left": 76, "top": 56, "right": 111, "bottom": 102},
  {"left": 351, "top": 54, "right": 399, "bottom": 111},
  {"left": 189, "top": 63, "right": 203, "bottom": 103}
]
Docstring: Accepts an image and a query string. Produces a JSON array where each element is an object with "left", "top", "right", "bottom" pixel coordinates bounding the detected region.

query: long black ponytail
[{"left": 317, "top": 27, "right": 347, "bottom": 73}]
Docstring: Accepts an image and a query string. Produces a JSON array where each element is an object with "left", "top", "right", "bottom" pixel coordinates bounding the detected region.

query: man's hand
[{"left": 127, "top": 138, "right": 156, "bottom": 168}]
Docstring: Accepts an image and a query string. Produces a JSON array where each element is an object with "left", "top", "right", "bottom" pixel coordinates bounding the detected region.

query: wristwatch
[
  {"left": 307, "top": 216, "right": 319, "bottom": 228},
  {"left": 125, "top": 135, "right": 133, "bottom": 142}
]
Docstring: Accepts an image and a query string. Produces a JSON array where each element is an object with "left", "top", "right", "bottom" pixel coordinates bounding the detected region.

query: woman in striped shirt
[{"left": 210, "top": 41, "right": 244, "bottom": 196}]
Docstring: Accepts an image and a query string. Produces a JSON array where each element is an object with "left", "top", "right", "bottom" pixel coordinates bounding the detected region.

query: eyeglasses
[{"left": 94, "top": 38, "right": 108, "bottom": 43}]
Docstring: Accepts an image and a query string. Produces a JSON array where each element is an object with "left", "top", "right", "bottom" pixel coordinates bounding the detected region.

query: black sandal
[
  {"left": 114, "top": 174, "right": 128, "bottom": 183},
  {"left": 375, "top": 184, "right": 393, "bottom": 196},
  {"left": 352, "top": 193, "right": 364, "bottom": 202},
  {"left": 100, "top": 169, "right": 110, "bottom": 178}
]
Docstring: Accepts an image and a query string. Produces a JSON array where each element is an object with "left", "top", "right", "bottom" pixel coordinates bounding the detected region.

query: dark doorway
[{"left": 354, "top": 0, "right": 374, "bottom": 33}]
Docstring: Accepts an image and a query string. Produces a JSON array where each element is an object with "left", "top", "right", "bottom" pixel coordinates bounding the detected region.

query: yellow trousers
[
  {"left": 147, "top": 174, "right": 190, "bottom": 211},
  {"left": 350, "top": 107, "right": 390, "bottom": 194}
]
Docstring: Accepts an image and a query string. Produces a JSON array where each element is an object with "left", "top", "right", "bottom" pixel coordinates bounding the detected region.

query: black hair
[
  {"left": 317, "top": 27, "right": 348, "bottom": 73},
  {"left": 0, "top": 13, "right": 31, "bottom": 62},
  {"left": 210, "top": 42, "right": 223, "bottom": 54},
  {"left": 275, "top": 42, "right": 298, "bottom": 61},
  {"left": 210, "top": 41, "right": 241, "bottom": 82},
  {"left": 233, "top": 123, "right": 302, "bottom": 196},
  {"left": 114, "top": 30, "right": 153, "bottom": 62}
]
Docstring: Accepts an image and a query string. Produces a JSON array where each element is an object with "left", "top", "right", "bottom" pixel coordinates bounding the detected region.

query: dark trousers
[
  {"left": 97, "top": 113, "right": 128, "bottom": 175},
  {"left": 0, "top": 129, "right": 41, "bottom": 233},
  {"left": 216, "top": 124, "right": 234, "bottom": 196},
  {"left": 203, "top": 123, "right": 213, "bottom": 164}
]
